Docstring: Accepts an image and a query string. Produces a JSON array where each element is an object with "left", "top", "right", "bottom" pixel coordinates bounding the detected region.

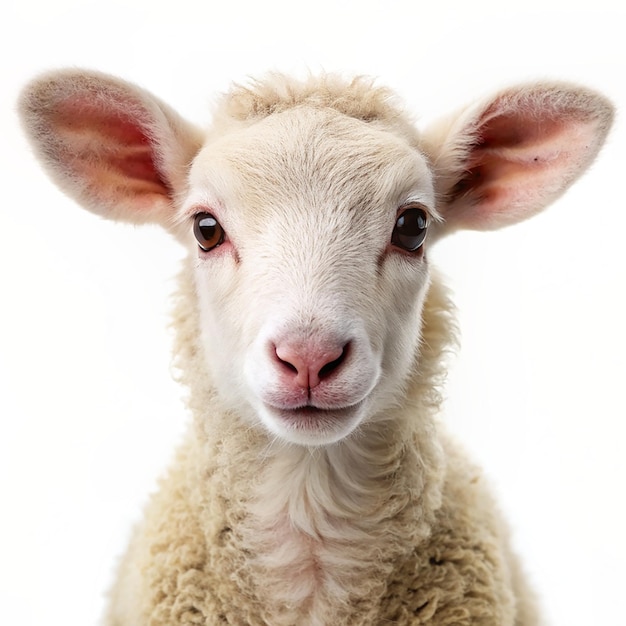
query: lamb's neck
[
  {"left": 175, "top": 317, "right": 447, "bottom": 623},
  {"left": 249, "top": 417, "right": 442, "bottom": 536},
  {"left": 188, "top": 398, "right": 444, "bottom": 626}
]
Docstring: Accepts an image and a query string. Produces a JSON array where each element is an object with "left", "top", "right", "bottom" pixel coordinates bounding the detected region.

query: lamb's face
[{"left": 180, "top": 107, "right": 435, "bottom": 446}]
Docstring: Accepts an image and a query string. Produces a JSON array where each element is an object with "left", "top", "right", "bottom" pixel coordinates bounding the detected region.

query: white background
[{"left": 1, "top": 1, "right": 625, "bottom": 625}]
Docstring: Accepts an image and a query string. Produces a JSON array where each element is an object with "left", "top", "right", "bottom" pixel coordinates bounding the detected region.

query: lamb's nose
[{"left": 274, "top": 340, "right": 349, "bottom": 389}]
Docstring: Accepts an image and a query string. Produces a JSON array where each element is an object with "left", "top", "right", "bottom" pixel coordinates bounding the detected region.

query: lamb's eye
[
  {"left": 193, "top": 213, "right": 225, "bottom": 252},
  {"left": 391, "top": 206, "right": 429, "bottom": 252}
]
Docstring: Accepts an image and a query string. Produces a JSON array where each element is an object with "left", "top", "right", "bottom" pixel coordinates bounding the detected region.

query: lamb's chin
[{"left": 259, "top": 402, "right": 365, "bottom": 446}]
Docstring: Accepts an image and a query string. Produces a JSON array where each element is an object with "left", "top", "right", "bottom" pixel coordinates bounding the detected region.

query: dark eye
[
  {"left": 391, "top": 206, "right": 429, "bottom": 252},
  {"left": 193, "top": 212, "right": 225, "bottom": 252}
]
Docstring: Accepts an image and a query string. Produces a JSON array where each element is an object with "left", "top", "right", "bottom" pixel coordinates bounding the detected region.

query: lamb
[{"left": 18, "top": 69, "right": 613, "bottom": 626}]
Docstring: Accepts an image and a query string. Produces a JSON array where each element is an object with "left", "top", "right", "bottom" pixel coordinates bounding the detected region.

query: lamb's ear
[
  {"left": 19, "top": 69, "right": 203, "bottom": 225},
  {"left": 421, "top": 82, "right": 614, "bottom": 236}
]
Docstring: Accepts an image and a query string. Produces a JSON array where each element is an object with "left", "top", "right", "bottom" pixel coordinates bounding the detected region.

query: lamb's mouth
[{"left": 269, "top": 401, "right": 365, "bottom": 435}]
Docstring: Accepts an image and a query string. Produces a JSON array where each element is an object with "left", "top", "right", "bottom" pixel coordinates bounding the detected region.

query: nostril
[
  {"left": 274, "top": 344, "right": 301, "bottom": 373},
  {"left": 275, "top": 350, "right": 298, "bottom": 374},
  {"left": 318, "top": 342, "right": 350, "bottom": 380}
]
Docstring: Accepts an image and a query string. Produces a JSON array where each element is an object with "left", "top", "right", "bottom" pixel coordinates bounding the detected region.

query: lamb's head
[
  {"left": 184, "top": 95, "right": 438, "bottom": 445},
  {"left": 19, "top": 70, "right": 613, "bottom": 446}
]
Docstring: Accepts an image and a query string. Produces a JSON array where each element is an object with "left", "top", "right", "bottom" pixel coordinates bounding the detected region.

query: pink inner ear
[
  {"left": 449, "top": 97, "right": 603, "bottom": 230},
  {"left": 471, "top": 116, "right": 573, "bottom": 200},
  {"left": 51, "top": 96, "right": 170, "bottom": 208}
]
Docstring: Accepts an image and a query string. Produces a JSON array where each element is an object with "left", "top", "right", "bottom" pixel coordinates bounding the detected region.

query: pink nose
[{"left": 274, "top": 339, "right": 349, "bottom": 390}]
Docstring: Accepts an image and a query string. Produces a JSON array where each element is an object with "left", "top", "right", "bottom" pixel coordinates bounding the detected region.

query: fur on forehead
[
  {"left": 210, "top": 73, "right": 422, "bottom": 147},
  {"left": 184, "top": 105, "right": 438, "bottom": 237},
  {"left": 182, "top": 74, "right": 438, "bottom": 230}
]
